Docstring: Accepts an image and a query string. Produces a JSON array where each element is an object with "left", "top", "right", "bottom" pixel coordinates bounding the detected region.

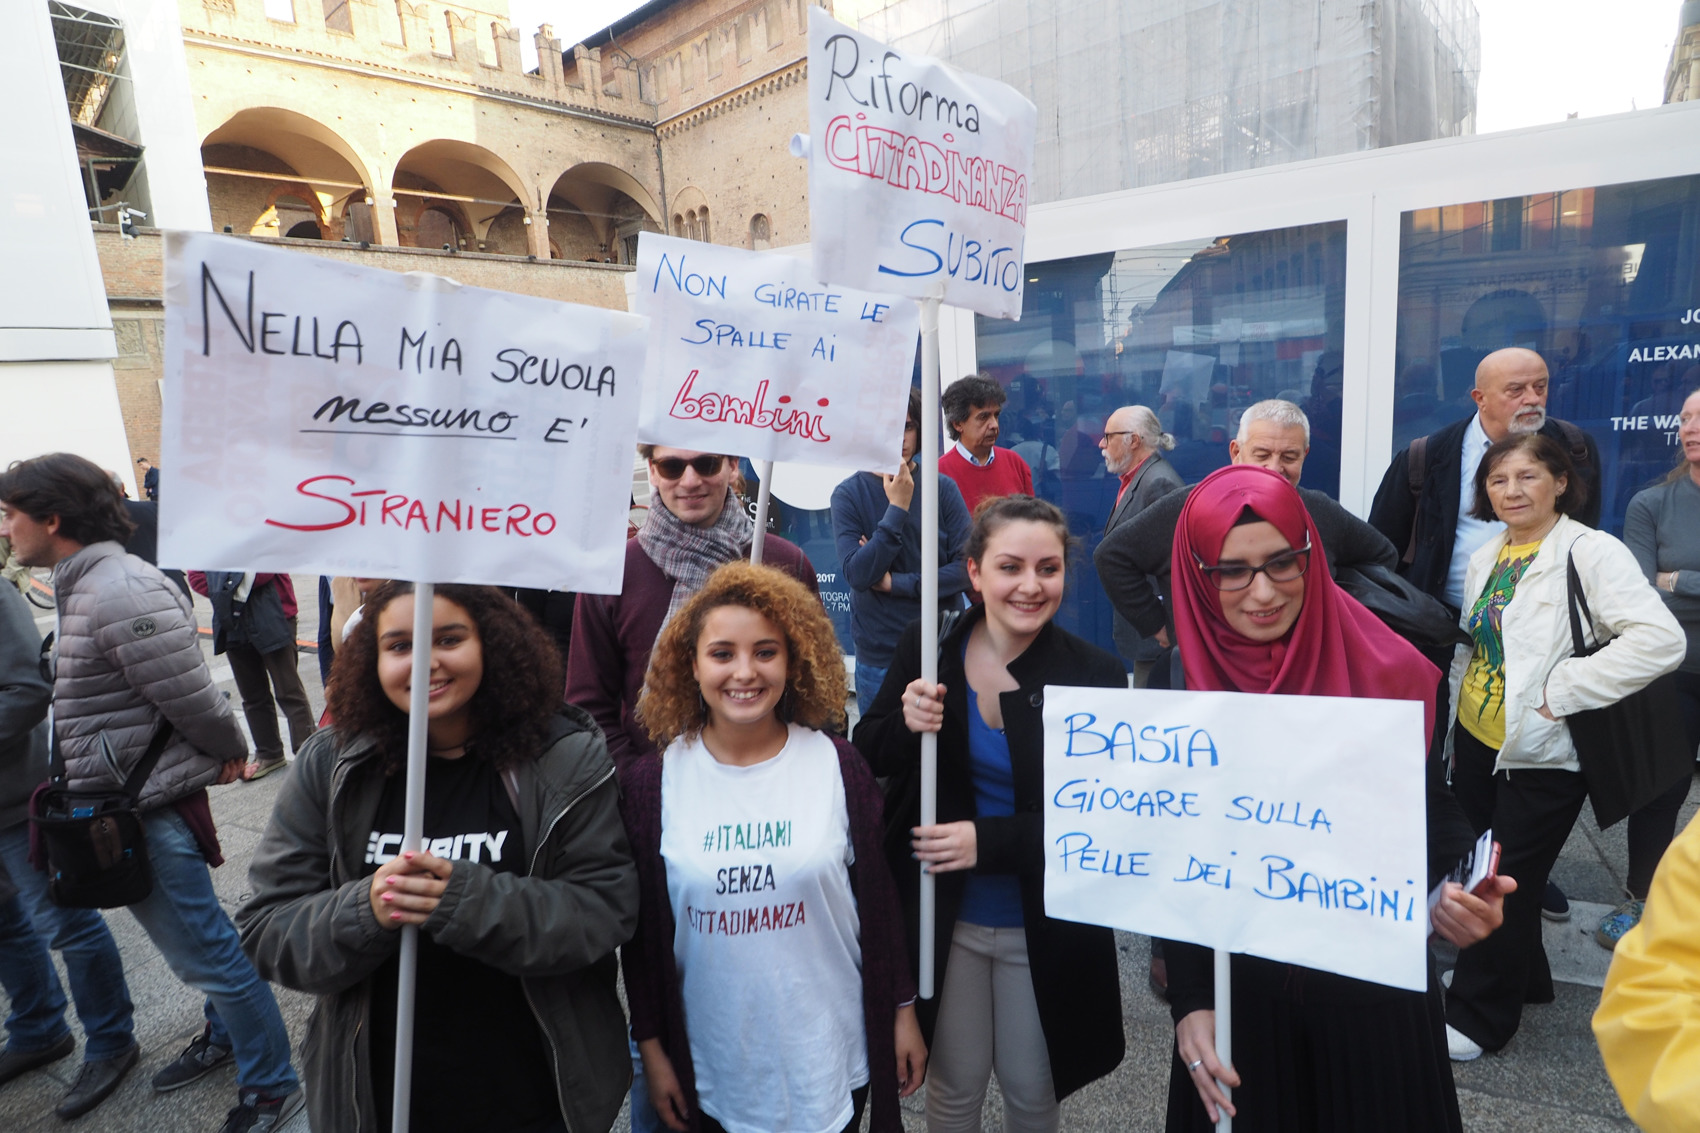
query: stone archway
[
  {"left": 201, "top": 108, "right": 374, "bottom": 240},
  {"left": 392, "top": 140, "right": 529, "bottom": 252},
  {"left": 548, "top": 162, "right": 664, "bottom": 263}
]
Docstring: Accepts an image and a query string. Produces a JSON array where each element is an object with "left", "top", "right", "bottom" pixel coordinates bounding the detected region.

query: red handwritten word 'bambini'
[
  {"left": 263, "top": 475, "right": 557, "bottom": 536},
  {"left": 669, "top": 370, "right": 832, "bottom": 442},
  {"left": 824, "top": 115, "right": 1027, "bottom": 227}
]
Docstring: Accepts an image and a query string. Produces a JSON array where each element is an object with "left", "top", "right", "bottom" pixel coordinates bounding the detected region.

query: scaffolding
[{"left": 844, "top": 0, "right": 1481, "bottom": 203}]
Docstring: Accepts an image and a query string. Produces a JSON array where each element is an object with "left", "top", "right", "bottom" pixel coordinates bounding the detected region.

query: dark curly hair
[
  {"left": 942, "top": 373, "right": 1006, "bottom": 439},
  {"left": 636, "top": 562, "right": 846, "bottom": 749},
  {"left": 327, "top": 582, "right": 564, "bottom": 775}
]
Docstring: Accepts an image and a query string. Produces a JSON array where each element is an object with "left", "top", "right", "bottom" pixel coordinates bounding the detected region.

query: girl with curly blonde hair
[{"left": 620, "top": 561, "right": 926, "bottom": 1133}]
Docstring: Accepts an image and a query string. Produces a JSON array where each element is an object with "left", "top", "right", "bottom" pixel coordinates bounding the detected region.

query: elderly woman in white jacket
[{"left": 1442, "top": 432, "right": 1684, "bottom": 1062}]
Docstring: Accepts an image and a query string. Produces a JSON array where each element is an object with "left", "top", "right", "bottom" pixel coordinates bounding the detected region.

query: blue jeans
[
  {"left": 0, "top": 824, "right": 135, "bottom": 1059},
  {"left": 628, "top": 1033, "right": 661, "bottom": 1133},
  {"left": 128, "top": 810, "right": 298, "bottom": 1095},
  {"left": 855, "top": 660, "right": 890, "bottom": 719}
]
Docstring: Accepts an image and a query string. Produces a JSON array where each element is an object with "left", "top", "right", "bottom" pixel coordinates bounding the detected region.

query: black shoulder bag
[
  {"left": 1338, "top": 561, "right": 1470, "bottom": 652},
  {"left": 30, "top": 721, "right": 173, "bottom": 908},
  {"left": 1563, "top": 551, "right": 1689, "bottom": 830}
]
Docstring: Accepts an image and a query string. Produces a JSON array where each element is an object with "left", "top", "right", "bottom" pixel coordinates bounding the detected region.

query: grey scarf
[{"left": 636, "top": 487, "right": 754, "bottom": 632}]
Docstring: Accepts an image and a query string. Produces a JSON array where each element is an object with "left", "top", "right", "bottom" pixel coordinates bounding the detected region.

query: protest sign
[
  {"left": 806, "top": 8, "right": 1037, "bottom": 320},
  {"left": 1043, "top": 686, "right": 1429, "bottom": 992},
  {"left": 632, "top": 232, "right": 920, "bottom": 472},
  {"left": 158, "top": 231, "right": 647, "bottom": 593}
]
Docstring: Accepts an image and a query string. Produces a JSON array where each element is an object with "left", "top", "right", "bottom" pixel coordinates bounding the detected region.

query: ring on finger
[{"left": 1186, "top": 1058, "right": 1203, "bottom": 1072}]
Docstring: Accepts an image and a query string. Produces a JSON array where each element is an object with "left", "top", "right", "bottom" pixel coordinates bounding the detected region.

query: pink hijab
[{"left": 1170, "top": 465, "right": 1438, "bottom": 738}]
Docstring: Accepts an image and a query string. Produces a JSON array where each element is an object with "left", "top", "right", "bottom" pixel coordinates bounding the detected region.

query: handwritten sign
[
  {"left": 806, "top": 8, "right": 1037, "bottom": 320},
  {"left": 632, "top": 232, "right": 920, "bottom": 472},
  {"left": 1043, "top": 686, "right": 1429, "bottom": 992},
  {"left": 158, "top": 232, "right": 647, "bottom": 593}
]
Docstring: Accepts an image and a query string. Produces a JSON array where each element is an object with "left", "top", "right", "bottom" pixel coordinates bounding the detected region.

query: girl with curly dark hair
[
  {"left": 620, "top": 562, "right": 926, "bottom": 1133},
  {"left": 236, "top": 583, "right": 639, "bottom": 1133}
]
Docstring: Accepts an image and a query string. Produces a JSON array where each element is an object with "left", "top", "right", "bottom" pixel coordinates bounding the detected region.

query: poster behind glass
[
  {"left": 973, "top": 223, "right": 1348, "bottom": 657},
  {"left": 1393, "top": 175, "right": 1700, "bottom": 537}
]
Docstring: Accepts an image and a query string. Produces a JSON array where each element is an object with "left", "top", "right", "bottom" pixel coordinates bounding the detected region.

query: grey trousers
[
  {"left": 926, "top": 921, "right": 1058, "bottom": 1133},
  {"left": 224, "top": 619, "right": 316, "bottom": 763}
]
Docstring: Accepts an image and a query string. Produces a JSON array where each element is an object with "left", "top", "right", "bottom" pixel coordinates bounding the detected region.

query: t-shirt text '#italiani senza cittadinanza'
[{"left": 660, "top": 725, "right": 869, "bottom": 1133}]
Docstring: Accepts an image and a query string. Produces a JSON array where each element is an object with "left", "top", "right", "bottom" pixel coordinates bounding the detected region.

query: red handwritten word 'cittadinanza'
[
  {"left": 668, "top": 370, "right": 832, "bottom": 442},
  {"left": 824, "top": 114, "right": 1027, "bottom": 226},
  {"left": 263, "top": 475, "right": 557, "bottom": 536}
]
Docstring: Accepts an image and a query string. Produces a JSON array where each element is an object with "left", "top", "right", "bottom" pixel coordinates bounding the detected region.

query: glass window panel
[
  {"left": 970, "top": 221, "right": 1348, "bottom": 658},
  {"left": 1393, "top": 174, "right": 1700, "bottom": 536}
]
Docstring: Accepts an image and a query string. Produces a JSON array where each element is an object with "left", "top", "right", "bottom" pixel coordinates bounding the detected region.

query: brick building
[{"left": 56, "top": 0, "right": 822, "bottom": 461}]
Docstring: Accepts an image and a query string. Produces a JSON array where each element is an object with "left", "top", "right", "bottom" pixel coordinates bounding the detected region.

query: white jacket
[{"left": 1447, "top": 514, "right": 1685, "bottom": 773}]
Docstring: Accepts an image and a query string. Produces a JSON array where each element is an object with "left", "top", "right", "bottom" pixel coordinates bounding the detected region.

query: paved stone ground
[{"left": 1, "top": 576, "right": 1688, "bottom": 1131}]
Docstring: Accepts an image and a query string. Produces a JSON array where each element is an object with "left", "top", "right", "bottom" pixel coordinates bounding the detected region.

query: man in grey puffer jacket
[{"left": 0, "top": 453, "right": 303, "bottom": 1133}]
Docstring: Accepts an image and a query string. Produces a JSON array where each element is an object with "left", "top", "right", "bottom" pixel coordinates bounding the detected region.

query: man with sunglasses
[{"left": 566, "top": 446, "right": 819, "bottom": 772}]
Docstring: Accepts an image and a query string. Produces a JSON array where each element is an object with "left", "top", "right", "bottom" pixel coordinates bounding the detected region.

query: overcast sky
[{"left": 508, "top": 0, "right": 1684, "bottom": 133}]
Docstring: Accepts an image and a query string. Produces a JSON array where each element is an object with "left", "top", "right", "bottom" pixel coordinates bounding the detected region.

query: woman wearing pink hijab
[{"left": 1161, "top": 465, "right": 1514, "bottom": 1133}]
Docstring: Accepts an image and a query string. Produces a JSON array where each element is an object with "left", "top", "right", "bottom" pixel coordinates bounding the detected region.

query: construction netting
[{"left": 842, "top": 0, "right": 1480, "bottom": 202}]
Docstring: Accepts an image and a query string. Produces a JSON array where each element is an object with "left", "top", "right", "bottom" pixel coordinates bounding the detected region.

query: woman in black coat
[{"left": 853, "top": 495, "right": 1125, "bottom": 1132}]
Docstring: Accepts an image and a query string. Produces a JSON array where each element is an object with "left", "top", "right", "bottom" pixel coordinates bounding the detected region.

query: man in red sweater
[{"left": 937, "top": 374, "right": 1035, "bottom": 514}]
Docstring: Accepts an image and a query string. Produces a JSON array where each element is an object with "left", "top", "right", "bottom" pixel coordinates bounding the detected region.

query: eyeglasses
[
  {"left": 649, "top": 454, "right": 727, "bottom": 480},
  {"left": 1100, "top": 431, "right": 1136, "bottom": 442},
  {"left": 1193, "top": 538, "right": 1311, "bottom": 591}
]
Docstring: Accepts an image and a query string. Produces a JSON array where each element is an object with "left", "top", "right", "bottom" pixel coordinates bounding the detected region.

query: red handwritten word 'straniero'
[{"left": 263, "top": 475, "right": 556, "bottom": 537}]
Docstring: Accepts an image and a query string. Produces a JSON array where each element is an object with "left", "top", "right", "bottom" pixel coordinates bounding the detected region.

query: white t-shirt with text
[{"left": 660, "top": 725, "right": 869, "bottom": 1133}]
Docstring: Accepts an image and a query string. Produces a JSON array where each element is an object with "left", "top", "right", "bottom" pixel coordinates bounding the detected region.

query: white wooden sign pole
[
  {"left": 391, "top": 581, "right": 435, "bottom": 1133},
  {"left": 917, "top": 298, "right": 942, "bottom": 999},
  {"left": 749, "top": 461, "right": 774, "bottom": 566},
  {"left": 797, "top": 9, "right": 1037, "bottom": 999},
  {"left": 1215, "top": 947, "right": 1232, "bottom": 1132}
]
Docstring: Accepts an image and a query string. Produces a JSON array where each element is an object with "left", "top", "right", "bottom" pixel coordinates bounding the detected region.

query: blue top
[
  {"left": 830, "top": 466, "right": 972, "bottom": 667},
  {"left": 958, "top": 682, "right": 1025, "bottom": 928}
]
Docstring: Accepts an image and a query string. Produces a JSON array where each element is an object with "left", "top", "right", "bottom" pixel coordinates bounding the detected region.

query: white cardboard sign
[
  {"left": 633, "top": 233, "right": 920, "bottom": 472},
  {"left": 158, "top": 232, "right": 648, "bottom": 593},
  {"left": 806, "top": 8, "right": 1038, "bottom": 320},
  {"left": 1043, "top": 686, "right": 1429, "bottom": 992}
]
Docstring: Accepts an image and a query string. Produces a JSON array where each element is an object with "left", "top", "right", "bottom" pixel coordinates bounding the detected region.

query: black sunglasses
[{"left": 650, "top": 454, "right": 727, "bottom": 480}]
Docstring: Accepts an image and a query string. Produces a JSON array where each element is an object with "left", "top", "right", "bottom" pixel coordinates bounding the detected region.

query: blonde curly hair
[{"left": 637, "top": 561, "right": 847, "bottom": 749}]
